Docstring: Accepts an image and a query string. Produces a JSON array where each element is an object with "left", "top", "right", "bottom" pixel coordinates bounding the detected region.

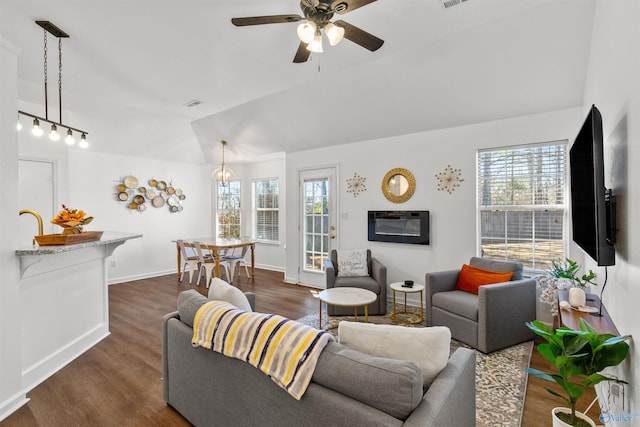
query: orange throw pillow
[{"left": 455, "top": 264, "right": 514, "bottom": 295}]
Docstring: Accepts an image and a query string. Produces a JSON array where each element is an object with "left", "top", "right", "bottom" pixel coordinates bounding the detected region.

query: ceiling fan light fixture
[
  {"left": 297, "top": 21, "right": 316, "bottom": 44},
  {"left": 325, "top": 22, "right": 345, "bottom": 46},
  {"left": 306, "top": 30, "right": 323, "bottom": 53}
]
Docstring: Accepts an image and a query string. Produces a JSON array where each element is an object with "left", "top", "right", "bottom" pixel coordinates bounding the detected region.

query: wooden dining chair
[
  {"left": 177, "top": 240, "right": 199, "bottom": 284},
  {"left": 194, "top": 242, "right": 216, "bottom": 288}
]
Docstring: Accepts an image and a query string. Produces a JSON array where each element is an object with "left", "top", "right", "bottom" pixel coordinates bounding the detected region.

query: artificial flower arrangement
[
  {"left": 537, "top": 258, "right": 597, "bottom": 317},
  {"left": 51, "top": 204, "right": 94, "bottom": 235}
]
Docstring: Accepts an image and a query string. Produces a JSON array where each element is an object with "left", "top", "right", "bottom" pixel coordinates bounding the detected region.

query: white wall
[
  {"left": 0, "top": 36, "right": 29, "bottom": 421},
  {"left": 285, "top": 107, "right": 584, "bottom": 300},
  {"left": 66, "top": 150, "right": 212, "bottom": 283},
  {"left": 582, "top": 0, "right": 640, "bottom": 422}
]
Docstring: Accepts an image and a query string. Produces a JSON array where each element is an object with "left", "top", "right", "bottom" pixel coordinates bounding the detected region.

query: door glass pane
[{"left": 303, "top": 178, "right": 329, "bottom": 272}]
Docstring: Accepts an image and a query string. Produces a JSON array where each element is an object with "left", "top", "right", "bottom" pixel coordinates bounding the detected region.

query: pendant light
[
  {"left": 17, "top": 21, "right": 89, "bottom": 148},
  {"left": 212, "top": 140, "right": 235, "bottom": 185}
]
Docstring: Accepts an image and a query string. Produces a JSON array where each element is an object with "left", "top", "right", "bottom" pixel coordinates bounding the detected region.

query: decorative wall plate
[{"left": 124, "top": 175, "right": 138, "bottom": 188}]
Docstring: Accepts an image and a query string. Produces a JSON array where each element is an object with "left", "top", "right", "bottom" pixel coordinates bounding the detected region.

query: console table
[{"left": 557, "top": 290, "right": 619, "bottom": 335}]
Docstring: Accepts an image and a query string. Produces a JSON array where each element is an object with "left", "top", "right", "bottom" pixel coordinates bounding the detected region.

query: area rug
[{"left": 297, "top": 308, "right": 533, "bottom": 427}]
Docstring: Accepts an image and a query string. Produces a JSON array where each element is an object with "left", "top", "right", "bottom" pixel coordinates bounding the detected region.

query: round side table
[{"left": 390, "top": 282, "right": 425, "bottom": 325}]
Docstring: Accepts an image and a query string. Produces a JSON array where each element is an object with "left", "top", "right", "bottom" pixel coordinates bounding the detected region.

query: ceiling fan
[{"left": 231, "top": 0, "right": 384, "bottom": 63}]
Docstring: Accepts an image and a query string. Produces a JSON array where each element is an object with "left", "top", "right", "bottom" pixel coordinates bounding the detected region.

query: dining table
[{"left": 176, "top": 237, "right": 255, "bottom": 282}]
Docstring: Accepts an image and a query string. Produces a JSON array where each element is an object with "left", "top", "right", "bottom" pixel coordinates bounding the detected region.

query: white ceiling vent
[
  {"left": 183, "top": 99, "right": 204, "bottom": 107},
  {"left": 439, "top": 0, "right": 470, "bottom": 9}
]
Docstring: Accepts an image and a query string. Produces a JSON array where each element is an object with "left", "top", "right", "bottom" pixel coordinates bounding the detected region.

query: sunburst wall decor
[
  {"left": 346, "top": 173, "right": 367, "bottom": 198},
  {"left": 435, "top": 165, "right": 464, "bottom": 194}
]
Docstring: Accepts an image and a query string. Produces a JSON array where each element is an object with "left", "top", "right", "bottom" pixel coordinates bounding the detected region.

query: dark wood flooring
[{"left": 1, "top": 269, "right": 598, "bottom": 426}]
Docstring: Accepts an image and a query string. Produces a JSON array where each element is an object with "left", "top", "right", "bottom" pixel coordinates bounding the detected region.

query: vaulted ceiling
[{"left": 1, "top": 0, "right": 595, "bottom": 166}]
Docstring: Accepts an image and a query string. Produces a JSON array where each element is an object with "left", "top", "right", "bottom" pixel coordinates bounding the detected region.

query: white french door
[{"left": 299, "top": 167, "right": 337, "bottom": 287}]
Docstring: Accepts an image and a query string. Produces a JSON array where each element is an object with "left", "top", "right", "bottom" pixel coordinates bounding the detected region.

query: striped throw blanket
[{"left": 192, "top": 301, "right": 334, "bottom": 400}]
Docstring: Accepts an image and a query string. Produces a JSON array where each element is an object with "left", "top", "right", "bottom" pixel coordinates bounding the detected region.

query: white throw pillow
[
  {"left": 338, "top": 322, "right": 451, "bottom": 387},
  {"left": 207, "top": 278, "right": 253, "bottom": 312},
  {"left": 336, "top": 249, "right": 368, "bottom": 277}
]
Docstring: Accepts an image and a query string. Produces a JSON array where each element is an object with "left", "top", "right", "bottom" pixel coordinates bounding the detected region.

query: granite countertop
[{"left": 16, "top": 231, "right": 142, "bottom": 256}]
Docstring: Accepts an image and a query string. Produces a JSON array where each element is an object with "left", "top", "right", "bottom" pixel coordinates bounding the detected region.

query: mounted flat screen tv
[{"left": 569, "top": 105, "right": 616, "bottom": 266}]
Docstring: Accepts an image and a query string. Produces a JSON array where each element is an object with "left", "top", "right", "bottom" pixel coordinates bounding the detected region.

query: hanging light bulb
[
  {"left": 297, "top": 21, "right": 316, "bottom": 44},
  {"left": 49, "top": 123, "right": 60, "bottom": 141},
  {"left": 211, "top": 140, "right": 235, "bottom": 185},
  {"left": 306, "top": 30, "right": 323, "bottom": 53},
  {"left": 78, "top": 133, "right": 88, "bottom": 149},
  {"left": 324, "top": 22, "right": 345, "bottom": 46},
  {"left": 31, "top": 118, "right": 43, "bottom": 136},
  {"left": 16, "top": 115, "right": 22, "bottom": 131},
  {"left": 65, "top": 128, "right": 75, "bottom": 145}
]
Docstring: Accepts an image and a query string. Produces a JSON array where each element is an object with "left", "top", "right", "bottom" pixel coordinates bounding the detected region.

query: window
[
  {"left": 217, "top": 180, "right": 241, "bottom": 238},
  {"left": 477, "top": 141, "right": 567, "bottom": 272},
  {"left": 254, "top": 178, "right": 279, "bottom": 242}
]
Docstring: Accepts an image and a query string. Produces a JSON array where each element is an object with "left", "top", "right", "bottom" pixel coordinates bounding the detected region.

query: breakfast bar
[{"left": 15, "top": 231, "right": 141, "bottom": 392}]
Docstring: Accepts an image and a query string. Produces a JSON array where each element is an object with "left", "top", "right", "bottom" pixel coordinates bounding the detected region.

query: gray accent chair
[
  {"left": 425, "top": 257, "right": 536, "bottom": 353},
  {"left": 325, "top": 249, "right": 387, "bottom": 315}
]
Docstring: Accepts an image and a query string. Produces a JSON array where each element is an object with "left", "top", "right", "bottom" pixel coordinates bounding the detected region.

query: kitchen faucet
[{"left": 19, "top": 209, "right": 44, "bottom": 245}]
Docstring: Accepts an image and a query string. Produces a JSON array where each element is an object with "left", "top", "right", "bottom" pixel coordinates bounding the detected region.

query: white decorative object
[
  {"left": 552, "top": 407, "right": 596, "bottom": 427},
  {"left": 435, "top": 164, "right": 464, "bottom": 194},
  {"left": 568, "top": 287, "right": 587, "bottom": 308},
  {"left": 336, "top": 249, "right": 368, "bottom": 277},
  {"left": 346, "top": 173, "right": 367, "bottom": 198},
  {"left": 338, "top": 322, "right": 451, "bottom": 387}
]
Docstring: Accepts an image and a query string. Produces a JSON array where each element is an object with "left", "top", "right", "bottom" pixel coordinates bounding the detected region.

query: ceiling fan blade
[
  {"left": 333, "top": 20, "right": 384, "bottom": 51},
  {"left": 331, "top": 0, "right": 378, "bottom": 15},
  {"left": 293, "top": 42, "right": 311, "bottom": 63},
  {"left": 231, "top": 15, "right": 303, "bottom": 27}
]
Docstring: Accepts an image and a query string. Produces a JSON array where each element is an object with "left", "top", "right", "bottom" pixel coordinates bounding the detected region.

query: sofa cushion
[
  {"left": 455, "top": 264, "right": 513, "bottom": 294},
  {"left": 469, "top": 256, "right": 523, "bottom": 280},
  {"left": 312, "top": 341, "right": 423, "bottom": 421},
  {"left": 336, "top": 248, "right": 369, "bottom": 277},
  {"left": 177, "top": 289, "right": 208, "bottom": 327},
  {"left": 432, "top": 290, "right": 479, "bottom": 321},
  {"left": 207, "top": 278, "right": 253, "bottom": 312},
  {"left": 338, "top": 322, "right": 450, "bottom": 388},
  {"left": 334, "top": 276, "right": 380, "bottom": 294}
]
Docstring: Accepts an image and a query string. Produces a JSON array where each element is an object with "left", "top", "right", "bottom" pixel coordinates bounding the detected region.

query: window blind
[{"left": 477, "top": 141, "right": 567, "bottom": 271}]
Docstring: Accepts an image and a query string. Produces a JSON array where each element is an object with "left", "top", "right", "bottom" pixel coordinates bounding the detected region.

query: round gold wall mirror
[{"left": 382, "top": 168, "right": 416, "bottom": 203}]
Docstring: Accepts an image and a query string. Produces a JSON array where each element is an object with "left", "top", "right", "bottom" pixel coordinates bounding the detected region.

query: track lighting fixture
[{"left": 17, "top": 21, "right": 89, "bottom": 148}]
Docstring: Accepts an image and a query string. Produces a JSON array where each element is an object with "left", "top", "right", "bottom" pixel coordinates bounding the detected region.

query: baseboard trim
[
  {"left": 21, "top": 324, "right": 110, "bottom": 393},
  {"left": 0, "top": 392, "right": 29, "bottom": 423},
  {"left": 109, "top": 264, "right": 285, "bottom": 285}
]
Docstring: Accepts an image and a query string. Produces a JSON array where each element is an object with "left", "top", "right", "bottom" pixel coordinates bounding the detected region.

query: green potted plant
[
  {"left": 549, "top": 258, "right": 596, "bottom": 288},
  {"left": 526, "top": 319, "right": 631, "bottom": 427}
]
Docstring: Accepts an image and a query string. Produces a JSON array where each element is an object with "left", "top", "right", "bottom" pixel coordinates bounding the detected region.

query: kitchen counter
[{"left": 15, "top": 231, "right": 142, "bottom": 256}]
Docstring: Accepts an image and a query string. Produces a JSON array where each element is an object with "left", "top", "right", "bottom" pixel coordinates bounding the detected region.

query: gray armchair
[
  {"left": 425, "top": 257, "right": 536, "bottom": 353},
  {"left": 325, "top": 249, "right": 387, "bottom": 315}
]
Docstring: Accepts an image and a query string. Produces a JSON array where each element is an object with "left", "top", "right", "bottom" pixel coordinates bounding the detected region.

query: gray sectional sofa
[{"left": 162, "top": 291, "right": 476, "bottom": 427}]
